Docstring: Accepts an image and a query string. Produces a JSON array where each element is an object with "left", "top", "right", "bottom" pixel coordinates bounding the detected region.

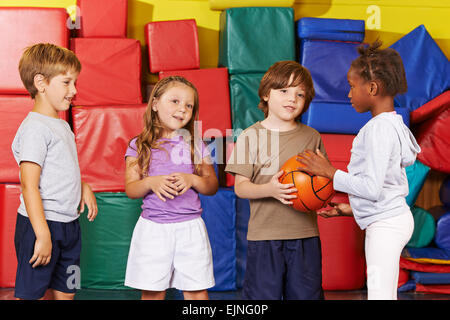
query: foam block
[
  {"left": 300, "top": 40, "right": 360, "bottom": 104},
  {"left": 146, "top": 19, "right": 199, "bottom": 73},
  {"left": 0, "top": 184, "right": 21, "bottom": 288},
  {"left": 297, "top": 17, "right": 365, "bottom": 43},
  {"left": 219, "top": 7, "right": 295, "bottom": 74},
  {"left": 402, "top": 247, "right": 450, "bottom": 265},
  {"left": 159, "top": 68, "right": 231, "bottom": 138},
  {"left": 229, "top": 73, "right": 264, "bottom": 136},
  {"left": 0, "top": 95, "right": 68, "bottom": 183},
  {"left": 411, "top": 271, "right": 450, "bottom": 285},
  {"left": 70, "top": 38, "right": 142, "bottom": 106},
  {"left": 79, "top": 192, "right": 142, "bottom": 290},
  {"left": 398, "top": 268, "right": 410, "bottom": 287},
  {"left": 411, "top": 90, "right": 450, "bottom": 125},
  {"left": 0, "top": 7, "right": 69, "bottom": 94},
  {"left": 405, "top": 160, "right": 430, "bottom": 207},
  {"left": 301, "top": 101, "right": 410, "bottom": 134},
  {"left": 390, "top": 25, "right": 450, "bottom": 112},
  {"left": 416, "top": 107, "right": 450, "bottom": 173},
  {"left": 77, "top": 0, "right": 127, "bottom": 38},
  {"left": 72, "top": 105, "right": 146, "bottom": 192},
  {"left": 400, "top": 257, "right": 450, "bottom": 273},
  {"left": 435, "top": 213, "right": 450, "bottom": 250},
  {"left": 318, "top": 192, "right": 366, "bottom": 290},
  {"left": 210, "top": 0, "right": 294, "bottom": 10},
  {"left": 407, "top": 206, "right": 436, "bottom": 248},
  {"left": 200, "top": 188, "right": 236, "bottom": 291},
  {"left": 320, "top": 134, "right": 355, "bottom": 171},
  {"left": 415, "top": 283, "right": 450, "bottom": 294}
]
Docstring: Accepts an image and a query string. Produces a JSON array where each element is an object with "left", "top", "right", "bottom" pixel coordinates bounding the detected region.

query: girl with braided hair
[{"left": 297, "top": 41, "right": 421, "bottom": 299}]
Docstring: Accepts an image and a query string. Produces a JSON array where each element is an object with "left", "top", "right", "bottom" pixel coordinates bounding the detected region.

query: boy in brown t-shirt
[{"left": 225, "top": 61, "right": 327, "bottom": 300}]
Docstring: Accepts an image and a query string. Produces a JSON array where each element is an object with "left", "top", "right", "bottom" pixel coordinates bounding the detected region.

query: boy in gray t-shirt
[{"left": 11, "top": 43, "right": 97, "bottom": 300}]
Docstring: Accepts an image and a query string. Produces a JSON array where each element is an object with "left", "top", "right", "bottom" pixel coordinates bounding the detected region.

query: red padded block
[
  {"left": 77, "top": 0, "right": 127, "bottom": 38},
  {"left": 0, "top": 95, "right": 68, "bottom": 183},
  {"left": 70, "top": 38, "right": 142, "bottom": 106},
  {"left": 72, "top": 105, "right": 147, "bottom": 192},
  {"left": 415, "top": 107, "right": 450, "bottom": 173},
  {"left": 0, "top": 184, "right": 21, "bottom": 287},
  {"left": 159, "top": 68, "right": 231, "bottom": 138},
  {"left": 146, "top": 19, "right": 200, "bottom": 73},
  {"left": 415, "top": 283, "right": 450, "bottom": 295},
  {"left": 398, "top": 268, "right": 409, "bottom": 287},
  {"left": 411, "top": 90, "right": 450, "bottom": 124},
  {"left": 0, "top": 7, "right": 69, "bottom": 94},
  {"left": 318, "top": 192, "right": 366, "bottom": 290},
  {"left": 400, "top": 257, "right": 450, "bottom": 273},
  {"left": 225, "top": 141, "right": 235, "bottom": 187},
  {"left": 321, "top": 133, "right": 355, "bottom": 171}
]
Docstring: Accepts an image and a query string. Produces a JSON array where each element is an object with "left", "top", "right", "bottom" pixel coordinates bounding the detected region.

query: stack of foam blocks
[{"left": 0, "top": 7, "right": 71, "bottom": 289}]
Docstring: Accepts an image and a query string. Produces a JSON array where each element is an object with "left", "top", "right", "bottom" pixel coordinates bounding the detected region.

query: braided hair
[{"left": 350, "top": 40, "right": 407, "bottom": 96}]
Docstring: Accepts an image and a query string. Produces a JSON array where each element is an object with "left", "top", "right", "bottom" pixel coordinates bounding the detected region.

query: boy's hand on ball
[
  {"left": 268, "top": 170, "right": 298, "bottom": 205},
  {"left": 296, "top": 149, "right": 337, "bottom": 179}
]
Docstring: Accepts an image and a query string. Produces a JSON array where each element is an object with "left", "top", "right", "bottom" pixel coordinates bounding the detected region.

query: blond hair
[{"left": 19, "top": 43, "right": 81, "bottom": 99}]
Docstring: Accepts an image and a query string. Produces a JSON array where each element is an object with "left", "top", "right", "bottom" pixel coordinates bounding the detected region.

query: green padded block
[
  {"left": 407, "top": 206, "right": 436, "bottom": 248},
  {"left": 229, "top": 73, "right": 265, "bottom": 139},
  {"left": 219, "top": 7, "right": 296, "bottom": 74},
  {"left": 405, "top": 159, "right": 430, "bottom": 207},
  {"left": 79, "top": 192, "right": 142, "bottom": 290}
]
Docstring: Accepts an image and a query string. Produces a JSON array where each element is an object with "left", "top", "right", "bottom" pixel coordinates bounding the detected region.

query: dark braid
[{"left": 351, "top": 40, "right": 407, "bottom": 96}]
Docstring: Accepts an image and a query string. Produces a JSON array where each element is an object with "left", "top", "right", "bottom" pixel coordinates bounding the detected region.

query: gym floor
[{"left": 0, "top": 288, "right": 448, "bottom": 300}]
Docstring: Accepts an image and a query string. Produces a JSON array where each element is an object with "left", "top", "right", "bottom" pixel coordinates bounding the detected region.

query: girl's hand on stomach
[
  {"left": 147, "top": 175, "right": 179, "bottom": 202},
  {"left": 170, "top": 172, "right": 195, "bottom": 195}
]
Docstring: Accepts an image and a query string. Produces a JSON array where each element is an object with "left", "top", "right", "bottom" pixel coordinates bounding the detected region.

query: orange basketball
[{"left": 279, "top": 155, "right": 335, "bottom": 212}]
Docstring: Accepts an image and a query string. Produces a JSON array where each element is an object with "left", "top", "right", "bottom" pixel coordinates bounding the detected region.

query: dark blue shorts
[
  {"left": 14, "top": 213, "right": 81, "bottom": 300},
  {"left": 242, "top": 237, "right": 324, "bottom": 300}
]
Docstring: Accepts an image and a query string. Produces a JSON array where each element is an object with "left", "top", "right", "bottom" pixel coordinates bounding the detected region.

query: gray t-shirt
[{"left": 12, "top": 112, "right": 81, "bottom": 222}]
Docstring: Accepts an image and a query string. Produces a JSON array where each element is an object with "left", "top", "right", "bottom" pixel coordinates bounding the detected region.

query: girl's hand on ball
[
  {"left": 268, "top": 170, "right": 298, "bottom": 205},
  {"left": 297, "top": 149, "right": 337, "bottom": 179},
  {"left": 317, "top": 202, "right": 353, "bottom": 218}
]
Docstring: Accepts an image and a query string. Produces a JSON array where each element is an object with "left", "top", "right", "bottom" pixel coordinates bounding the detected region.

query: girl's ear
[
  {"left": 33, "top": 74, "right": 47, "bottom": 94},
  {"left": 369, "top": 80, "right": 380, "bottom": 96},
  {"left": 151, "top": 99, "right": 158, "bottom": 112}
]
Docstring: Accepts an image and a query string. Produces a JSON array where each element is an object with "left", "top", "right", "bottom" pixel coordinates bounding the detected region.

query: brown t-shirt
[{"left": 225, "top": 121, "right": 328, "bottom": 241}]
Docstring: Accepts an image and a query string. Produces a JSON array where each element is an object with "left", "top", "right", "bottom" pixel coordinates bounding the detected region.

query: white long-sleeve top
[{"left": 333, "top": 112, "right": 421, "bottom": 230}]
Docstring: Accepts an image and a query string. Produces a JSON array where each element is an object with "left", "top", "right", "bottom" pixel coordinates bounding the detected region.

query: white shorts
[{"left": 124, "top": 216, "right": 215, "bottom": 291}]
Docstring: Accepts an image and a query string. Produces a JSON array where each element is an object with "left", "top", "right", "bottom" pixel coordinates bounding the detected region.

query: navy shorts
[
  {"left": 14, "top": 213, "right": 81, "bottom": 300},
  {"left": 242, "top": 237, "right": 324, "bottom": 300}
]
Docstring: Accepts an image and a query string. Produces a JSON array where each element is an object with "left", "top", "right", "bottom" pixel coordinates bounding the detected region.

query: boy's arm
[
  {"left": 20, "top": 161, "right": 52, "bottom": 268},
  {"left": 234, "top": 172, "right": 297, "bottom": 205},
  {"left": 80, "top": 182, "right": 98, "bottom": 222}
]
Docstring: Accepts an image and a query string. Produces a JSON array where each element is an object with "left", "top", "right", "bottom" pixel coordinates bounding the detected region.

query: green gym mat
[
  {"left": 79, "top": 192, "right": 142, "bottom": 290},
  {"left": 219, "top": 7, "right": 296, "bottom": 74},
  {"left": 407, "top": 206, "right": 436, "bottom": 248}
]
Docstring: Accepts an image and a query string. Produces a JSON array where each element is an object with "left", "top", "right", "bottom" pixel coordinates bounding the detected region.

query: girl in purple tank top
[{"left": 123, "top": 76, "right": 218, "bottom": 300}]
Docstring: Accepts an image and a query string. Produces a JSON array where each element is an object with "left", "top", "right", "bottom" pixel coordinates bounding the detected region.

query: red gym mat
[
  {"left": 72, "top": 105, "right": 147, "bottom": 192},
  {"left": 0, "top": 95, "right": 68, "bottom": 183},
  {"left": 159, "top": 68, "right": 231, "bottom": 138},
  {"left": 0, "top": 184, "right": 21, "bottom": 288},
  {"left": 318, "top": 192, "right": 366, "bottom": 290},
  {"left": 146, "top": 19, "right": 200, "bottom": 73},
  {"left": 320, "top": 133, "right": 355, "bottom": 171},
  {"left": 411, "top": 90, "right": 449, "bottom": 124},
  {"left": 0, "top": 7, "right": 69, "bottom": 94},
  {"left": 77, "top": 0, "right": 127, "bottom": 38},
  {"left": 70, "top": 38, "right": 142, "bottom": 106}
]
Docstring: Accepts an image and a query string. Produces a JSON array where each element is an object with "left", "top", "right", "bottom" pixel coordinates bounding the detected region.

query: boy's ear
[{"left": 33, "top": 74, "right": 47, "bottom": 93}]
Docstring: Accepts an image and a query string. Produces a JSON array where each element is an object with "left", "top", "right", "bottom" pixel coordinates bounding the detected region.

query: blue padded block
[
  {"left": 300, "top": 39, "right": 360, "bottom": 104},
  {"left": 204, "top": 138, "right": 222, "bottom": 179},
  {"left": 405, "top": 160, "right": 430, "bottom": 207},
  {"left": 398, "top": 279, "right": 416, "bottom": 292},
  {"left": 297, "top": 17, "right": 365, "bottom": 43},
  {"left": 435, "top": 213, "right": 450, "bottom": 250},
  {"left": 404, "top": 247, "right": 450, "bottom": 261},
  {"left": 235, "top": 195, "right": 250, "bottom": 289},
  {"left": 301, "top": 101, "right": 410, "bottom": 134},
  {"left": 200, "top": 188, "right": 236, "bottom": 291},
  {"left": 390, "top": 25, "right": 450, "bottom": 112},
  {"left": 411, "top": 271, "right": 450, "bottom": 285}
]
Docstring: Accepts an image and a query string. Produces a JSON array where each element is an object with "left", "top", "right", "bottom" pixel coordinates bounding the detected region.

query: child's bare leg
[
  {"left": 51, "top": 289, "right": 75, "bottom": 300},
  {"left": 183, "top": 289, "right": 209, "bottom": 300},
  {"left": 142, "top": 290, "right": 166, "bottom": 300}
]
